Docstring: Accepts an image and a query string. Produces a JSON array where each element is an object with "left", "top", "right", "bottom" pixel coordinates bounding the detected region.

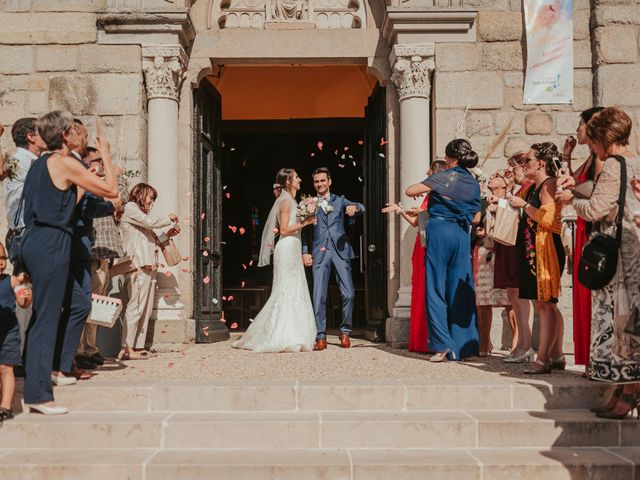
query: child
[{"left": 0, "top": 242, "right": 32, "bottom": 421}]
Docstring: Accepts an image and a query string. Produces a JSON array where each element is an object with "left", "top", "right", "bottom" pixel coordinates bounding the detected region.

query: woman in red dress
[
  {"left": 382, "top": 160, "right": 446, "bottom": 352},
  {"left": 558, "top": 107, "right": 604, "bottom": 370}
]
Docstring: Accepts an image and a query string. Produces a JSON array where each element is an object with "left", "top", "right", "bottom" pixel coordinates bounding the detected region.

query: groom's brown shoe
[
  {"left": 314, "top": 339, "right": 327, "bottom": 351},
  {"left": 339, "top": 333, "right": 351, "bottom": 348}
]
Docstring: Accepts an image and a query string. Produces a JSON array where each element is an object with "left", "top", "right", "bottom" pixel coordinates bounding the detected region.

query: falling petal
[
  {"left": 310, "top": 152, "right": 315, "bottom": 157},
  {"left": 358, "top": 177, "right": 363, "bottom": 182},
  {"left": 334, "top": 149, "right": 339, "bottom": 155},
  {"left": 226, "top": 192, "right": 231, "bottom": 199},
  {"left": 164, "top": 271, "right": 172, "bottom": 277},
  {"left": 223, "top": 185, "right": 228, "bottom": 190},
  {"left": 203, "top": 250, "right": 209, "bottom": 257},
  {"left": 380, "top": 138, "right": 389, "bottom": 146},
  {"left": 204, "top": 236, "right": 210, "bottom": 242},
  {"left": 230, "top": 322, "right": 238, "bottom": 329},
  {"left": 272, "top": 227, "right": 279, "bottom": 234},
  {"left": 341, "top": 154, "right": 346, "bottom": 160},
  {"left": 357, "top": 139, "right": 364, "bottom": 145},
  {"left": 378, "top": 152, "right": 385, "bottom": 158},
  {"left": 344, "top": 146, "right": 350, "bottom": 152},
  {"left": 242, "top": 264, "right": 247, "bottom": 269},
  {"left": 203, "top": 276, "right": 210, "bottom": 284},
  {"left": 202, "top": 326, "right": 209, "bottom": 337},
  {"left": 317, "top": 141, "right": 323, "bottom": 150},
  {"left": 241, "top": 281, "right": 246, "bottom": 288},
  {"left": 212, "top": 298, "right": 219, "bottom": 304},
  {"left": 338, "top": 164, "right": 345, "bottom": 168},
  {"left": 228, "top": 295, "right": 235, "bottom": 301},
  {"left": 181, "top": 267, "right": 190, "bottom": 273},
  {"left": 222, "top": 296, "right": 227, "bottom": 301},
  {"left": 348, "top": 155, "right": 353, "bottom": 159},
  {"left": 200, "top": 212, "right": 206, "bottom": 220},
  {"left": 230, "top": 147, "right": 236, "bottom": 151},
  {"left": 220, "top": 318, "right": 226, "bottom": 323},
  {"left": 239, "top": 227, "right": 246, "bottom": 235},
  {"left": 352, "top": 161, "right": 356, "bottom": 167}
]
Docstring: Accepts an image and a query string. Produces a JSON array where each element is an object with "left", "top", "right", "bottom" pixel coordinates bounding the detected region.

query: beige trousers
[
  {"left": 77, "top": 259, "right": 110, "bottom": 357},
  {"left": 122, "top": 268, "right": 157, "bottom": 349}
]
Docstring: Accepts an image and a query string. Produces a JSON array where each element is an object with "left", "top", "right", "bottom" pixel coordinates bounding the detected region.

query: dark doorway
[{"left": 220, "top": 119, "right": 367, "bottom": 331}]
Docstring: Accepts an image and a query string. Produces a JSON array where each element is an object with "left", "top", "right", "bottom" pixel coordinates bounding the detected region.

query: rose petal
[
  {"left": 317, "top": 141, "right": 323, "bottom": 151},
  {"left": 239, "top": 227, "right": 246, "bottom": 235},
  {"left": 380, "top": 138, "right": 389, "bottom": 146},
  {"left": 230, "top": 146, "right": 236, "bottom": 151},
  {"left": 378, "top": 152, "right": 385, "bottom": 158},
  {"left": 204, "top": 236, "right": 210, "bottom": 242},
  {"left": 203, "top": 276, "right": 210, "bottom": 284},
  {"left": 202, "top": 250, "right": 209, "bottom": 257},
  {"left": 223, "top": 185, "right": 228, "bottom": 190},
  {"left": 200, "top": 212, "right": 206, "bottom": 220},
  {"left": 249, "top": 260, "right": 254, "bottom": 266},
  {"left": 338, "top": 164, "right": 345, "bottom": 168},
  {"left": 228, "top": 295, "right": 234, "bottom": 301},
  {"left": 344, "top": 146, "right": 350, "bottom": 152},
  {"left": 358, "top": 139, "right": 364, "bottom": 145},
  {"left": 222, "top": 296, "right": 227, "bottom": 301},
  {"left": 202, "top": 326, "right": 209, "bottom": 337},
  {"left": 164, "top": 271, "right": 172, "bottom": 277},
  {"left": 230, "top": 322, "right": 238, "bottom": 329},
  {"left": 212, "top": 298, "right": 219, "bottom": 304},
  {"left": 352, "top": 161, "right": 356, "bottom": 167},
  {"left": 242, "top": 264, "right": 247, "bottom": 269},
  {"left": 181, "top": 267, "right": 190, "bottom": 273},
  {"left": 225, "top": 192, "right": 231, "bottom": 199},
  {"left": 272, "top": 227, "right": 279, "bottom": 234},
  {"left": 241, "top": 281, "right": 245, "bottom": 288},
  {"left": 310, "top": 152, "right": 315, "bottom": 157}
]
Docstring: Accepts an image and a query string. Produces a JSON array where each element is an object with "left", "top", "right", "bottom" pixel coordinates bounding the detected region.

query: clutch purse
[
  {"left": 87, "top": 294, "right": 123, "bottom": 328},
  {"left": 491, "top": 199, "right": 519, "bottom": 247},
  {"left": 573, "top": 180, "right": 596, "bottom": 200}
]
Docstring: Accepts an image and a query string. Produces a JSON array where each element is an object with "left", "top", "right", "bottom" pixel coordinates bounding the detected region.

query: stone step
[
  {"left": 0, "top": 448, "right": 638, "bottom": 480},
  {"left": 13, "top": 378, "right": 610, "bottom": 413},
  {"left": 2, "top": 410, "right": 638, "bottom": 450}
]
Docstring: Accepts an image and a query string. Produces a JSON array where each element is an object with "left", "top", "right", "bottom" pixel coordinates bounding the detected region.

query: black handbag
[
  {"left": 6, "top": 197, "right": 25, "bottom": 267},
  {"left": 577, "top": 155, "right": 626, "bottom": 290}
]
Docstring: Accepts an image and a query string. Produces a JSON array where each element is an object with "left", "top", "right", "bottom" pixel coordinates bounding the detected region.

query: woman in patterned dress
[{"left": 558, "top": 107, "right": 640, "bottom": 419}]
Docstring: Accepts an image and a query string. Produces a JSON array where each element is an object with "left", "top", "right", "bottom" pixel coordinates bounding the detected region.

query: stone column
[
  {"left": 142, "top": 45, "right": 188, "bottom": 346},
  {"left": 387, "top": 43, "right": 435, "bottom": 347}
]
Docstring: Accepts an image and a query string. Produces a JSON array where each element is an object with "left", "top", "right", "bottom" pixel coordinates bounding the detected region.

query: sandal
[
  {"left": 133, "top": 349, "right": 158, "bottom": 358},
  {"left": 118, "top": 349, "right": 149, "bottom": 361}
]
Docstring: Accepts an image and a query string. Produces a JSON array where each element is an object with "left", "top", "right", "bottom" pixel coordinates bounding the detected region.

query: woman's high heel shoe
[
  {"left": 523, "top": 359, "right": 552, "bottom": 374},
  {"left": 595, "top": 392, "right": 640, "bottom": 420},
  {"left": 550, "top": 355, "right": 567, "bottom": 371},
  {"left": 22, "top": 400, "right": 68, "bottom": 415},
  {"left": 503, "top": 348, "right": 535, "bottom": 363},
  {"left": 429, "top": 350, "right": 451, "bottom": 363},
  {"left": 591, "top": 386, "right": 623, "bottom": 414}
]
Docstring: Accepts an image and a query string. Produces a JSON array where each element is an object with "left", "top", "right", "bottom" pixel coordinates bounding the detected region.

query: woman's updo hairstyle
[
  {"left": 445, "top": 139, "right": 479, "bottom": 169},
  {"left": 530, "top": 142, "right": 560, "bottom": 178},
  {"left": 275, "top": 168, "right": 296, "bottom": 190},
  {"left": 586, "top": 107, "right": 632, "bottom": 151}
]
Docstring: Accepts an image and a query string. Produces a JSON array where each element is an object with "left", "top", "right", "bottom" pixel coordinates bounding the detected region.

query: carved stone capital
[
  {"left": 390, "top": 43, "right": 435, "bottom": 100},
  {"left": 142, "top": 45, "right": 188, "bottom": 101}
]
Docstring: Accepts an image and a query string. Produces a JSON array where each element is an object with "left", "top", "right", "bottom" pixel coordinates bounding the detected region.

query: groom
[{"left": 302, "top": 167, "right": 365, "bottom": 351}]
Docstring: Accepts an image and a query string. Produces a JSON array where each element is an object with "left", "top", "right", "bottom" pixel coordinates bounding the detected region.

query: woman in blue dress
[
  {"left": 406, "top": 139, "right": 482, "bottom": 361},
  {"left": 20, "top": 111, "right": 118, "bottom": 415}
]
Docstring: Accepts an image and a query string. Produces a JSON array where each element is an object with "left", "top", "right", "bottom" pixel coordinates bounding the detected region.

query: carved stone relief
[
  {"left": 390, "top": 44, "right": 435, "bottom": 100},
  {"left": 142, "top": 46, "right": 188, "bottom": 101},
  {"left": 216, "top": 0, "right": 365, "bottom": 29}
]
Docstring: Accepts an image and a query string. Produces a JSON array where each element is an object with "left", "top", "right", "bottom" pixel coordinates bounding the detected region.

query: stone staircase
[{"left": 2, "top": 377, "right": 640, "bottom": 479}]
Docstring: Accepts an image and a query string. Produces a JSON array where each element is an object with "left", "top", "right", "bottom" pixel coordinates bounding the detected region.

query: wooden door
[{"left": 193, "top": 79, "right": 229, "bottom": 343}]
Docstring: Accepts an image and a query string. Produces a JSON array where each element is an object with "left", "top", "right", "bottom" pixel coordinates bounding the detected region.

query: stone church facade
[{"left": 0, "top": 0, "right": 638, "bottom": 348}]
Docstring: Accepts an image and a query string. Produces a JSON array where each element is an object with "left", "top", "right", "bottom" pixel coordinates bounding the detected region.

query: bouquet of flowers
[
  {"left": 3, "top": 155, "right": 19, "bottom": 181},
  {"left": 297, "top": 196, "right": 333, "bottom": 220}
]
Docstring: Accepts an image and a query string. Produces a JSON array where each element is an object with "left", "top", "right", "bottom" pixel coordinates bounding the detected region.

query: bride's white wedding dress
[{"left": 232, "top": 192, "right": 316, "bottom": 352}]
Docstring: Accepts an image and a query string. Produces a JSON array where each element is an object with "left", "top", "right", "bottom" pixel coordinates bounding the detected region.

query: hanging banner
[{"left": 523, "top": 0, "right": 574, "bottom": 104}]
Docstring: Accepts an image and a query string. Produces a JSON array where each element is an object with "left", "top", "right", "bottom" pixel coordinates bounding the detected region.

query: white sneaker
[{"left": 51, "top": 374, "right": 77, "bottom": 386}]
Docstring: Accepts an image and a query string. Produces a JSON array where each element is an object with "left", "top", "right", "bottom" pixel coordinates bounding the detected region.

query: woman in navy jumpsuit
[
  {"left": 20, "top": 111, "right": 118, "bottom": 413},
  {"left": 406, "top": 139, "right": 482, "bottom": 361}
]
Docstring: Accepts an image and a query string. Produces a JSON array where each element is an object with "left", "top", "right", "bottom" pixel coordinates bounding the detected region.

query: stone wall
[
  {"left": 592, "top": 0, "right": 640, "bottom": 148},
  {"left": 0, "top": 1, "right": 146, "bottom": 235},
  {"left": 434, "top": 0, "right": 595, "bottom": 173}
]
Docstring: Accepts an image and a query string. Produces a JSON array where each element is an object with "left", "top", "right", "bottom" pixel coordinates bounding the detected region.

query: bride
[{"left": 232, "top": 168, "right": 317, "bottom": 352}]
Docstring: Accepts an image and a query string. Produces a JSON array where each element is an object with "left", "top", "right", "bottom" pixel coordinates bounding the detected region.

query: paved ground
[{"left": 89, "top": 334, "right": 585, "bottom": 382}]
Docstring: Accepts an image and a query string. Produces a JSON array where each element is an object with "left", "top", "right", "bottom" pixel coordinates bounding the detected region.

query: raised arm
[
  {"left": 123, "top": 202, "right": 173, "bottom": 229},
  {"left": 406, "top": 182, "right": 431, "bottom": 198}
]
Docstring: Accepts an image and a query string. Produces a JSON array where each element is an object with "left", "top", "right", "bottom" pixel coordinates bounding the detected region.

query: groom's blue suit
[{"left": 302, "top": 194, "right": 365, "bottom": 340}]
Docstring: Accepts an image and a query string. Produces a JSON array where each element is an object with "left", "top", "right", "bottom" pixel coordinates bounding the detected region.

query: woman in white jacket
[{"left": 119, "top": 183, "right": 179, "bottom": 360}]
